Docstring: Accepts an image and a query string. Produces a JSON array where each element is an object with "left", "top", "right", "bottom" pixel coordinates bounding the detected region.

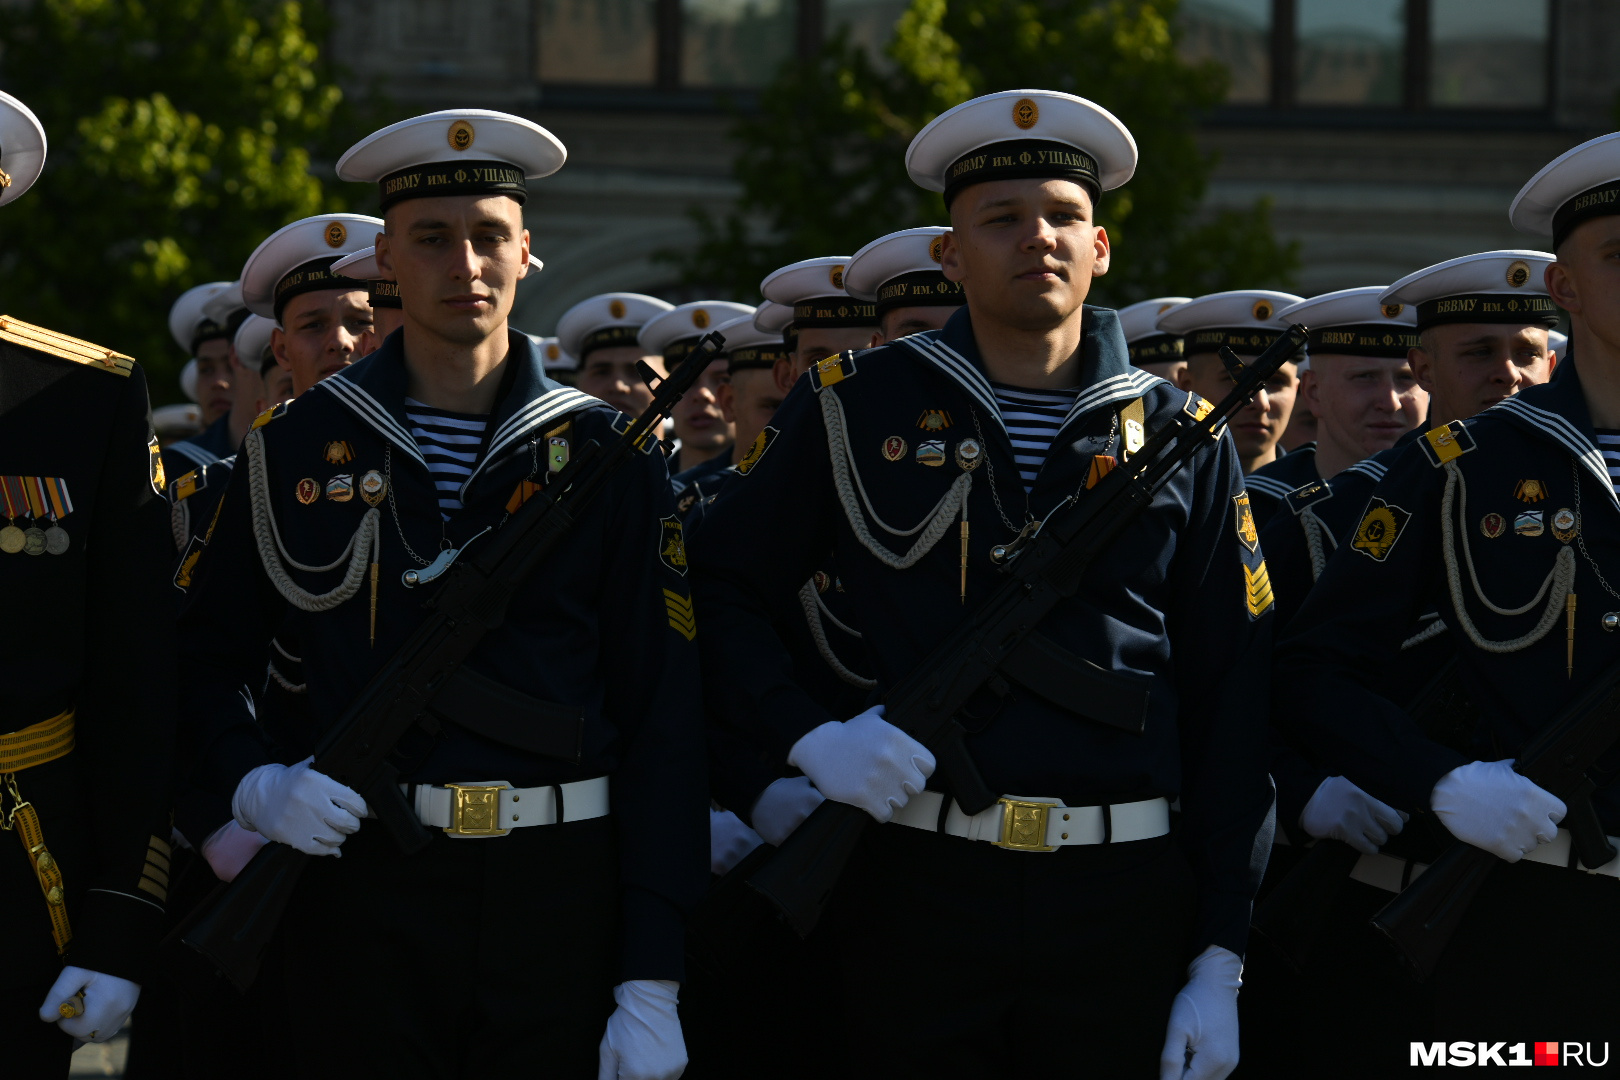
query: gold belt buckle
[
  {"left": 443, "top": 783, "right": 510, "bottom": 837},
  {"left": 995, "top": 798, "right": 1057, "bottom": 852}
]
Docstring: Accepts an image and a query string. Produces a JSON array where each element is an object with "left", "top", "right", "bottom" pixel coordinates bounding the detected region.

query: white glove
[
  {"left": 1160, "top": 945, "right": 1242, "bottom": 1080},
  {"left": 1299, "top": 775, "right": 1406, "bottom": 855},
  {"left": 598, "top": 979, "right": 687, "bottom": 1080},
  {"left": 709, "top": 808, "right": 763, "bottom": 875},
  {"left": 1431, "top": 758, "right": 1565, "bottom": 862},
  {"left": 38, "top": 966, "right": 140, "bottom": 1043},
  {"left": 750, "top": 776, "right": 826, "bottom": 847},
  {"left": 786, "top": 705, "right": 934, "bottom": 824},
  {"left": 231, "top": 756, "right": 367, "bottom": 856},
  {"left": 200, "top": 820, "right": 271, "bottom": 882}
]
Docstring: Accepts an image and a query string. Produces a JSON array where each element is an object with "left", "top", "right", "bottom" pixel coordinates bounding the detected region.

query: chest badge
[
  {"left": 1233, "top": 492, "right": 1259, "bottom": 553},
  {"left": 915, "top": 440, "right": 945, "bottom": 467},
  {"left": 1514, "top": 479, "right": 1548, "bottom": 503},
  {"left": 916, "top": 409, "right": 953, "bottom": 432},
  {"left": 326, "top": 474, "right": 355, "bottom": 502},
  {"left": 882, "top": 436, "right": 907, "bottom": 462},
  {"left": 1480, "top": 513, "right": 1505, "bottom": 539},
  {"left": 548, "top": 436, "right": 570, "bottom": 474},
  {"left": 813, "top": 570, "right": 831, "bottom": 594},
  {"left": 954, "top": 438, "right": 983, "bottom": 471},
  {"left": 1552, "top": 508, "right": 1578, "bottom": 543},
  {"left": 1514, "top": 510, "right": 1544, "bottom": 537},
  {"left": 296, "top": 478, "right": 319, "bottom": 505},
  {"left": 324, "top": 440, "right": 354, "bottom": 465},
  {"left": 1086, "top": 454, "right": 1116, "bottom": 490},
  {"left": 360, "top": 470, "right": 387, "bottom": 507}
]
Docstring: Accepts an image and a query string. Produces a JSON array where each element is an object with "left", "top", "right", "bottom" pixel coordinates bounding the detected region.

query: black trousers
[
  {"left": 273, "top": 816, "right": 620, "bottom": 1078},
  {"left": 825, "top": 825, "right": 1196, "bottom": 1079},
  {"left": 0, "top": 982, "right": 74, "bottom": 1078}
]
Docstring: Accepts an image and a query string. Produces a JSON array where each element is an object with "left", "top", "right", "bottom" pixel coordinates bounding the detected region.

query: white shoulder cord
[
  {"left": 797, "top": 579, "right": 879, "bottom": 689},
  {"left": 1400, "top": 615, "right": 1448, "bottom": 650},
  {"left": 266, "top": 637, "right": 307, "bottom": 694},
  {"left": 820, "top": 387, "right": 970, "bottom": 570},
  {"left": 171, "top": 497, "right": 191, "bottom": 553},
  {"left": 245, "top": 427, "right": 379, "bottom": 613},
  {"left": 1440, "top": 458, "right": 1573, "bottom": 653},
  {"left": 1300, "top": 508, "right": 1334, "bottom": 582}
]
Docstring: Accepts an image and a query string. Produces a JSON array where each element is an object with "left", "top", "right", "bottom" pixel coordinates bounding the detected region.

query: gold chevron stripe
[
  {"left": 1244, "top": 560, "right": 1274, "bottom": 617},
  {"left": 664, "top": 588, "right": 696, "bottom": 640}
]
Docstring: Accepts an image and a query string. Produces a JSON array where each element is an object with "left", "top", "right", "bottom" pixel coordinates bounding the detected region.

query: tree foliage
[
  {"left": 669, "top": 0, "right": 1298, "bottom": 306},
  {"left": 0, "top": 0, "right": 349, "bottom": 397}
]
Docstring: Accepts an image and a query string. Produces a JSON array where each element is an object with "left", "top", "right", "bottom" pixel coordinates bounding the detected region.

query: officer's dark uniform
[
  {"left": 689, "top": 306, "right": 1275, "bottom": 1076},
  {"left": 1277, "top": 367, "right": 1620, "bottom": 1037},
  {"left": 177, "top": 330, "right": 708, "bottom": 1074},
  {"left": 1246, "top": 441, "right": 1316, "bottom": 527},
  {"left": 0, "top": 317, "right": 176, "bottom": 1068}
]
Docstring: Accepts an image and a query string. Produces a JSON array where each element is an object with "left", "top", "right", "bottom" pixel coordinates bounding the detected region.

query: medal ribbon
[
  {"left": 0, "top": 477, "right": 17, "bottom": 520},
  {"left": 22, "top": 477, "right": 47, "bottom": 520},
  {"left": 44, "top": 478, "right": 71, "bottom": 519}
]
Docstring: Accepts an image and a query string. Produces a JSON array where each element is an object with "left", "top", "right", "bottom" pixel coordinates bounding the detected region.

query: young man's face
[
  {"left": 272, "top": 289, "right": 374, "bottom": 396},
  {"left": 1410, "top": 323, "right": 1551, "bottom": 426},
  {"left": 577, "top": 345, "right": 662, "bottom": 415},
  {"left": 375, "top": 194, "right": 531, "bottom": 346},
  {"left": 194, "top": 338, "right": 235, "bottom": 426},
  {"left": 258, "top": 363, "right": 295, "bottom": 409},
  {"left": 1177, "top": 354, "right": 1298, "bottom": 466},
  {"left": 1302, "top": 354, "right": 1427, "bottom": 461},
  {"left": 371, "top": 306, "right": 405, "bottom": 347},
  {"left": 227, "top": 350, "right": 265, "bottom": 421},
  {"left": 1548, "top": 217, "right": 1620, "bottom": 360},
  {"left": 1136, "top": 358, "right": 1186, "bottom": 387},
  {"left": 941, "top": 177, "right": 1109, "bottom": 329},
  {"left": 673, "top": 357, "right": 733, "bottom": 453},
  {"left": 873, "top": 304, "right": 960, "bottom": 346},
  {"left": 719, "top": 367, "right": 783, "bottom": 464}
]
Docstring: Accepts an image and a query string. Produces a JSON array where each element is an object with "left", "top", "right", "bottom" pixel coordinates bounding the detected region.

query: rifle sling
[{"left": 429, "top": 665, "right": 585, "bottom": 764}]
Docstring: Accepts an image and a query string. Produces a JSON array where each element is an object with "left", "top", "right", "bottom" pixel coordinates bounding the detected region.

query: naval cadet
[
  {"left": 759, "top": 255, "right": 880, "bottom": 380},
  {"left": 673, "top": 314, "right": 782, "bottom": 513},
  {"left": 843, "top": 226, "right": 966, "bottom": 346},
  {"left": 690, "top": 89, "right": 1273, "bottom": 1079},
  {"left": 0, "top": 88, "right": 177, "bottom": 1067},
  {"left": 332, "top": 244, "right": 405, "bottom": 345},
  {"left": 640, "top": 300, "right": 753, "bottom": 475},
  {"left": 161, "top": 281, "right": 240, "bottom": 480},
  {"left": 177, "top": 109, "right": 706, "bottom": 1077},
  {"left": 1274, "top": 137, "right": 1620, "bottom": 1040},
  {"left": 558, "top": 291, "right": 675, "bottom": 416},
  {"left": 1118, "top": 296, "right": 1190, "bottom": 385}
]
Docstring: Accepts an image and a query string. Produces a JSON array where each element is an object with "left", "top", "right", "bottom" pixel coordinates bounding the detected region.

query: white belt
[
  {"left": 402, "top": 777, "right": 609, "bottom": 838},
  {"left": 1350, "top": 828, "right": 1620, "bottom": 893},
  {"left": 891, "top": 791, "right": 1171, "bottom": 851}
]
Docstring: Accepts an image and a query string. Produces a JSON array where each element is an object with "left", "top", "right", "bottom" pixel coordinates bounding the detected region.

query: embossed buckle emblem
[
  {"left": 444, "top": 783, "right": 510, "bottom": 837},
  {"left": 996, "top": 798, "right": 1057, "bottom": 852}
]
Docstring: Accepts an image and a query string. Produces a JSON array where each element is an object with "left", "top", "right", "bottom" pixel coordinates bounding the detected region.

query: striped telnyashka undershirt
[
  {"left": 404, "top": 397, "right": 489, "bottom": 518},
  {"left": 991, "top": 383, "right": 1079, "bottom": 491}
]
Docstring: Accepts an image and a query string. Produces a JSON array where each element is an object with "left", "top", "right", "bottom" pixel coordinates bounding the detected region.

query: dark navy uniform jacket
[
  {"left": 177, "top": 330, "right": 707, "bottom": 979},
  {"left": 161, "top": 411, "right": 233, "bottom": 481},
  {"left": 1246, "top": 442, "right": 1317, "bottom": 528},
  {"left": 689, "top": 307, "right": 1275, "bottom": 958},
  {"left": 0, "top": 320, "right": 175, "bottom": 989},
  {"left": 1278, "top": 365, "right": 1620, "bottom": 831}
]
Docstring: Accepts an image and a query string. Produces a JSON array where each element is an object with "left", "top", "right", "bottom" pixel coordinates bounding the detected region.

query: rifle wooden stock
[
  {"left": 181, "top": 333, "right": 730, "bottom": 989},
  {"left": 747, "top": 326, "right": 1311, "bottom": 935}
]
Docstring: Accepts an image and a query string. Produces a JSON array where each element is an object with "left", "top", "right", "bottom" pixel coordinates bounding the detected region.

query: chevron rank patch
[
  {"left": 1284, "top": 480, "right": 1333, "bottom": 516},
  {"left": 1233, "top": 492, "right": 1259, "bottom": 553},
  {"left": 140, "top": 834, "right": 172, "bottom": 904},
  {"left": 810, "top": 351, "right": 857, "bottom": 391},
  {"left": 659, "top": 515, "right": 688, "bottom": 576},
  {"left": 1244, "top": 560, "right": 1274, "bottom": 618},
  {"left": 735, "top": 425, "right": 780, "bottom": 476},
  {"left": 664, "top": 588, "right": 696, "bottom": 640},
  {"left": 1418, "top": 420, "right": 1476, "bottom": 467},
  {"left": 1352, "top": 497, "right": 1411, "bottom": 561}
]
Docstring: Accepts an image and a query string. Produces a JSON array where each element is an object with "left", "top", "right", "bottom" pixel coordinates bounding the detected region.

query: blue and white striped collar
[{"left": 1488, "top": 364, "right": 1618, "bottom": 511}]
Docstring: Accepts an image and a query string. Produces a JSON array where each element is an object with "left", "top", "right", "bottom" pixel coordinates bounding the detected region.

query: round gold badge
[
  {"left": 324, "top": 221, "right": 347, "bottom": 248},
  {"left": 929, "top": 237, "right": 944, "bottom": 263},
  {"left": 546, "top": 343, "right": 560, "bottom": 360},
  {"left": 1506, "top": 259, "right": 1531, "bottom": 288},
  {"left": 1013, "top": 97, "right": 1039, "bottom": 130},
  {"left": 1381, "top": 303, "right": 1403, "bottom": 319},
  {"left": 829, "top": 265, "right": 845, "bottom": 290},
  {"left": 609, "top": 299, "right": 626, "bottom": 319},
  {"left": 448, "top": 119, "right": 475, "bottom": 152},
  {"left": 692, "top": 308, "right": 710, "bottom": 329},
  {"left": 1252, "top": 299, "right": 1273, "bottom": 321}
]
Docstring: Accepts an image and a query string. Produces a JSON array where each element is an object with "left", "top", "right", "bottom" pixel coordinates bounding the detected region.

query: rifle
[
  {"left": 1251, "top": 656, "right": 1475, "bottom": 972},
  {"left": 1369, "top": 663, "right": 1620, "bottom": 980},
  {"left": 747, "top": 325, "right": 1311, "bottom": 937},
  {"left": 180, "top": 332, "right": 729, "bottom": 991}
]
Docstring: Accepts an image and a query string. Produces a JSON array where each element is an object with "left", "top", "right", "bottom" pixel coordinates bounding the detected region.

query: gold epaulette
[{"left": 0, "top": 315, "right": 136, "bottom": 377}]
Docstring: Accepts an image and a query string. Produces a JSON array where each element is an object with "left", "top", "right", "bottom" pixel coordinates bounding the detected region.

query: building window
[
  {"left": 826, "top": 0, "right": 912, "bottom": 61},
  {"left": 1430, "top": 0, "right": 1549, "bottom": 109},
  {"left": 538, "top": 0, "right": 658, "bottom": 84},
  {"left": 1178, "top": 0, "right": 1272, "bottom": 104},
  {"left": 681, "top": 0, "right": 796, "bottom": 86},
  {"left": 1295, "top": 0, "right": 1403, "bottom": 107}
]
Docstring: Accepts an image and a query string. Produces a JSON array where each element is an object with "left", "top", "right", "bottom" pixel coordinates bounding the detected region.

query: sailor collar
[
  {"left": 895, "top": 305, "right": 1162, "bottom": 440},
  {"left": 167, "top": 414, "right": 234, "bottom": 469},
  {"left": 1487, "top": 359, "right": 1619, "bottom": 512},
  {"left": 314, "top": 328, "right": 595, "bottom": 497}
]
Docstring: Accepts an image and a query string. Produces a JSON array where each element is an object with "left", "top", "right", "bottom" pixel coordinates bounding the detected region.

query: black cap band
[
  {"left": 876, "top": 272, "right": 965, "bottom": 317},
  {"left": 726, "top": 344, "right": 787, "bottom": 374},
  {"left": 944, "top": 139, "right": 1100, "bottom": 207},
  {"left": 224, "top": 307, "right": 251, "bottom": 342},
  {"left": 1414, "top": 293, "right": 1560, "bottom": 332},
  {"left": 1308, "top": 324, "right": 1419, "bottom": 359},
  {"left": 792, "top": 296, "right": 877, "bottom": 329},
  {"left": 1186, "top": 328, "right": 1284, "bottom": 356},
  {"left": 273, "top": 257, "right": 361, "bottom": 322},
  {"left": 1127, "top": 333, "right": 1183, "bottom": 366},
  {"left": 190, "top": 318, "right": 230, "bottom": 356},
  {"left": 1552, "top": 180, "right": 1620, "bottom": 249},
  {"left": 368, "top": 280, "right": 402, "bottom": 309},
  {"left": 783, "top": 327, "right": 798, "bottom": 353},
  {"left": 378, "top": 160, "right": 527, "bottom": 212},
  {"left": 579, "top": 325, "right": 644, "bottom": 361}
]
